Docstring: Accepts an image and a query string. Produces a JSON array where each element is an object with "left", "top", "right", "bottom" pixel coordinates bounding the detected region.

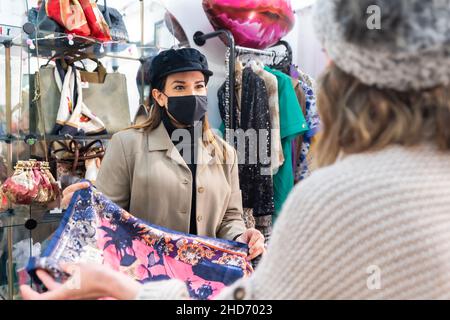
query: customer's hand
[
  {"left": 20, "top": 263, "right": 141, "bottom": 300},
  {"left": 237, "top": 228, "right": 266, "bottom": 261},
  {"left": 61, "top": 182, "right": 91, "bottom": 209}
]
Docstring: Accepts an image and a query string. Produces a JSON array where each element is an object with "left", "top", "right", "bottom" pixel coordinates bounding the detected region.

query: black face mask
[{"left": 163, "top": 94, "right": 208, "bottom": 126}]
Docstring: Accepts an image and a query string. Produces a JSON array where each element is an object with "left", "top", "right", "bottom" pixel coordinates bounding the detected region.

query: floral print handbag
[
  {"left": 1, "top": 160, "right": 60, "bottom": 205},
  {"left": 27, "top": 184, "right": 253, "bottom": 300}
]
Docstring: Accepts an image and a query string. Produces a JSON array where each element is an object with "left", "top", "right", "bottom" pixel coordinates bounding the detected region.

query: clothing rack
[
  {"left": 235, "top": 45, "right": 282, "bottom": 57},
  {"left": 193, "top": 30, "right": 292, "bottom": 133},
  {"left": 0, "top": 134, "right": 114, "bottom": 144}
]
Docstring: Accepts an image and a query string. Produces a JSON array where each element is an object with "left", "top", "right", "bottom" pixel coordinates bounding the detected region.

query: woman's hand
[
  {"left": 61, "top": 182, "right": 91, "bottom": 209},
  {"left": 20, "top": 263, "right": 141, "bottom": 300},
  {"left": 237, "top": 228, "right": 266, "bottom": 261}
]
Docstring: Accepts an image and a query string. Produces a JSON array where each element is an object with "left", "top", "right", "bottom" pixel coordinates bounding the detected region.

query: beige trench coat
[{"left": 95, "top": 122, "right": 247, "bottom": 241}]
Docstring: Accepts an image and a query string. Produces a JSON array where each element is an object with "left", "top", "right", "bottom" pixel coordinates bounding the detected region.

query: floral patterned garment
[
  {"left": 27, "top": 186, "right": 253, "bottom": 300},
  {"left": 295, "top": 76, "right": 320, "bottom": 183}
]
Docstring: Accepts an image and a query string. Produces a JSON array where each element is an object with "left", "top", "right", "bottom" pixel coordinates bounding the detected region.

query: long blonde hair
[{"left": 314, "top": 64, "right": 450, "bottom": 168}]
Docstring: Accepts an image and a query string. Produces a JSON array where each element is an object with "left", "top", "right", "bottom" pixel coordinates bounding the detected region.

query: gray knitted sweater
[{"left": 136, "top": 144, "right": 450, "bottom": 300}]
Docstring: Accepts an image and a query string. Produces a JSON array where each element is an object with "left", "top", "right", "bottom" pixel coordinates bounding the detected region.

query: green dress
[{"left": 264, "top": 67, "right": 309, "bottom": 221}]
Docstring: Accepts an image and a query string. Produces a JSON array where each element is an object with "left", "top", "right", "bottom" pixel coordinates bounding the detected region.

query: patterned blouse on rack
[
  {"left": 27, "top": 185, "right": 253, "bottom": 300},
  {"left": 295, "top": 75, "right": 320, "bottom": 182}
]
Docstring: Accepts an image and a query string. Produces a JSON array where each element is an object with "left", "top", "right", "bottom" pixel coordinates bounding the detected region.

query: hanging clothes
[
  {"left": 291, "top": 78, "right": 308, "bottom": 182},
  {"left": 295, "top": 74, "right": 320, "bottom": 183},
  {"left": 219, "top": 62, "right": 243, "bottom": 134},
  {"left": 263, "top": 67, "right": 309, "bottom": 220},
  {"left": 234, "top": 61, "right": 244, "bottom": 128},
  {"left": 218, "top": 67, "right": 275, "bottom": 243},
  {"left": 249, "top": 61, "right": 284, "bottom": 174}
]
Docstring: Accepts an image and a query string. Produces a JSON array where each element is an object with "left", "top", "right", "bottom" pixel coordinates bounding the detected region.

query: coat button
[
  {"left": 182, "top": 179, "right": 189, "bottom": 185},
  {"left": 198, "top": 187, "right": 205, "bottom": 193},
  {"left": 197, "top": 216, "right": 203, "bottom": 222},
  {"left": 233, "top": 287, "right": 246, "bottom": 300}
]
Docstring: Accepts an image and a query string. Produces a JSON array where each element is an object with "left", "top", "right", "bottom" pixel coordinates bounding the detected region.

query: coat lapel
[
  {"left": 146, "top": 122, "right": 217, "bottom": 171},
  {"left": 146, "top": 122, "right": 171, "bottom": 151},
  {"left": 197, "top": 137, "right": 220, "bottom": 174},
  {"left": 147, "top": 122, "right": 188, "bottom": 169}
]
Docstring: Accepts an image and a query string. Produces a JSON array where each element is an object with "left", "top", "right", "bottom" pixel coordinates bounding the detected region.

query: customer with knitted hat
[{"left": 21, "top": 0, "right": 450, "bottom": 300}]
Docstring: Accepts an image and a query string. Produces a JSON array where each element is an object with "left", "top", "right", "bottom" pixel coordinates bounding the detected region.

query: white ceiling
[{"left": 292, "top": 0, "right": 317, "bottom": 10}]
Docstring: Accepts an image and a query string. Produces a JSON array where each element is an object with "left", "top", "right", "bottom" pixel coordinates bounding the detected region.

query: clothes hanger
[
  {"left": 272, "top": 53, "right": 278, "bottom": 67},
  {"left": 270, "top": 40, "right": 293, "bottom": 74}
]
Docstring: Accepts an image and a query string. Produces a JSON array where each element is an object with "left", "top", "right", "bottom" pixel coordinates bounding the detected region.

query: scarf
[
  {"left": 53, "top": 64, "right": 107, "bottom": 136},
  {"left": 27, "top": 185, "right": 253, "bottom": 300}
]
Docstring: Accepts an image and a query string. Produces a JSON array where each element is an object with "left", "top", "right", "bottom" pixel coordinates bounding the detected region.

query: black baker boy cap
[{"left": 149, "top": 48, "right": 213, "bottom": 87}]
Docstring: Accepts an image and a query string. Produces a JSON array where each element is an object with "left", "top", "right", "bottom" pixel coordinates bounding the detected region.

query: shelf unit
[{"left": 0, "top": 0, "right": 172, "bottom": 300}]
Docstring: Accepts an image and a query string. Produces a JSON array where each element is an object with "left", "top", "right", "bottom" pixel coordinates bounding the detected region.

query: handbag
[
  {"left": 50, "top": 139, "right": 105, "bottom": 189},
  {"left": 28, "top": 0, "right": 65, "bottom": 36},
  {"left": 46, "top": 0, "right": 112, "bottom": 41},
  {"left": 75, "top": 58, "right": 131, "bottom": 133},
  {"left": 77, "top": 58, "right": 131, "bottom": 133},
  {"left": 1, "top": 160, "right": 60, "bottom": 205},
  {"left": 52, "top": 62, "right": 108, "bottom": 136},
  {"left": 46, "top": 0, "right": 91, "bottom": 37},
  {"left": 78, "top": 0, "right": 112, "bottom": 42},
  {"left": 1, "top": 69, "right": 60, "bottom": 205},
  {"left": 98, "top": 0, "right": 129, "bottom": 42},
  {"left": 27, "top": 0, "right": 66, "bottom": 56},
  {"left": 31, "top": 57, "right": 130, "bottom": 135}
]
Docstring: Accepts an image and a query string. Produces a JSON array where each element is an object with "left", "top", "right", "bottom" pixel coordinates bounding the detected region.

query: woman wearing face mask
[{"left": 58, "top": 48, "right": 265, "bottom": 261}]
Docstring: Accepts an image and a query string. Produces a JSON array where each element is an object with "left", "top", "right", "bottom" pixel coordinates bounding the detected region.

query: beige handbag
[
  {"left": 78, "top": 58, "right": 131, "bottom": 133},
  {"left": 30, "top": 65, "right": 60, "bottom": 135},
  {"left": 31, "top": 59, "right": 131, "bottom": 134}
]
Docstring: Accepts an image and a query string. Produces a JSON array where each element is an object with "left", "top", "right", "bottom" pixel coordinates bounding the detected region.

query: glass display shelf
[
  {"left": 0, "top": 206, "right": 64, "bottom": 229},
  {"left": 1, "top": 0, "right": 185, "bottom": 300},
  {"left": 23, "top": 26, "right": 133, "bottom": 58},
  {"left": 0, "top": 219, "right": 62, "bottom": 300}
]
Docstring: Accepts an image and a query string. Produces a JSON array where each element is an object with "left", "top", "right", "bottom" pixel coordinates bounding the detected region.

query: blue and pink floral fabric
[{"left": 27, "top": 185, "right": 253, "bottom": 300}]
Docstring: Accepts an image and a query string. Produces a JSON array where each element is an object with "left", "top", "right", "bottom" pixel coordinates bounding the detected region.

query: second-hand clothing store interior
[{"left": 0, "top": 0, "right": 326, "bottom": 300}]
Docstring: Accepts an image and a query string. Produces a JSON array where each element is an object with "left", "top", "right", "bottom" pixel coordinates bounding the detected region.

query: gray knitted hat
[{"left": 313, "top": 0, "right": 450, "bottom": 91}]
